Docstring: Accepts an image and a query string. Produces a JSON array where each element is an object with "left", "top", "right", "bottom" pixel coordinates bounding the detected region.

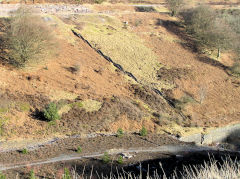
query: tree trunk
[{"left": 217, "top": 48, "right": 221, "bottom": 60}]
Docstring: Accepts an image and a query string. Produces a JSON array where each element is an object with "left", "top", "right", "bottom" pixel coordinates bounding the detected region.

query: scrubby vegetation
[
  {"left": 135, "top": 6, "right": 156, "bottom": 12},
  {"left": 76, "top": 146, "right": 82, "bottom": 153},
  {"left": 117, "top": 128, "right": 124, "bottom": 137},
  {"left": 140, "top": 126, "right": 147, "bottom": 136},
  {"left": 4, "top": 7, "right": 54, "bottom": 67},
  {"left": 29, "top": 170, "right": 36, "bottom": 179},
  {"left": 182, "top": 5, "right": 240, "bottom": 60},
  {"left": 102, "top": 152, "right": 110, "bottom": 164},
  {"left": 117, "top": 155, "right": 123, "bottom": 164},
  {"left": 230, "top": 62, "right": 240, "bottom": 76},
  {"left": 0, "top": 172, "right": 6, "bottom": 179},
  {"left": 21, "top": 148, "right": 28, "bottom": 154},
  {"left": 62, "top": 168, "right": 71, "bottom": 179},
  {"left": 94, "top": 0, "right": 105, "bottom": 4},
  {"left": 43, "top": 103, "right": 60, "bottom": 121}
]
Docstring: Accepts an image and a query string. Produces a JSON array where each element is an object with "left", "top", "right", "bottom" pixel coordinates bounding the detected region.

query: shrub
[
  {"left": 102, "top": 152, "right": 110, "bottom": 163},
  {"left": 94, "top": 0, "right": 105, "bottom": 4},
  {"left": 140, "top": 126, "right": 147, "bottom": 136},
  {"left": 5, "top": 7, "right": 54, "bottom": 67},
  {"left": 117, "top": 155, "right": 123, "bottom": 164},
  {"left": 0, "top": 172, "right": 6, "bottom": 179},
  {"left": 117, "top": 128, "right": 124, "bottom": 137},
  {"left": 135, "top": 6, "right": 156, "bottom": 12},
  {"left": 77, "top": 146, "right": 82, "bottom": 153},
  {"left": 21, "top": 148, "right": 28, "bottom": 154},
  {"left": 43, "top": 102, "right": 60, "bottom": 121}
]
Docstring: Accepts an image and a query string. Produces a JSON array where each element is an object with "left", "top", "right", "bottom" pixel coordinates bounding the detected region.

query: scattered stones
[
  {"left": 33, "top": 4, "right": 92, "bottom": 14},
  {"left": 120, "top": 152, "right": 135, "bottom": 159}
]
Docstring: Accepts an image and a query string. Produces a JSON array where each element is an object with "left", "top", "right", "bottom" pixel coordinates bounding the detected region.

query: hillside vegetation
[{"left": 0, "top": 0, "right": 238, "bottom": 146}]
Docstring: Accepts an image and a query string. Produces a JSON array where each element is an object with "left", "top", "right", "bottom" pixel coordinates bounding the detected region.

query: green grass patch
[
  {"left": 17, "top": 102, "right": 30, "bottom": 112},
  {"left": 69, "top": 99, "right": 102, "bottom": 112},
  {"left": 81, "top": 99, "right": 102, "bottom": 112},
  {"left": 77, "top": 14, "right": 162, "bottom": 89},
  {"left": 0, "top": 108, "right": 8, "bottom": 114},
  {"left": 70, "top": 101, "right": 83, "bottom": 108}
]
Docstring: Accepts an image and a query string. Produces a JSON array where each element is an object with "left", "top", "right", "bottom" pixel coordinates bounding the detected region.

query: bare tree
[
  {"left": 5, "top": 7, "right": 54, "bottom": 67},
  {"left": 182, "top": 5, "right": 236, "bottom": 59}
]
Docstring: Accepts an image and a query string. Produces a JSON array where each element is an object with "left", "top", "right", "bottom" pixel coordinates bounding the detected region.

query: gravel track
[{"left": 0, "top": 144, "right": 221, "bottom": 171}]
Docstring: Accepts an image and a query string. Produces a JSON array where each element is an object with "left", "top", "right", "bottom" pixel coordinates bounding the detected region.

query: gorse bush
[
  {"left": 117, "top": 128, "right": 124, "bottom": 137},
  {"left": 140, "top": 126, "right": 147, "bottom": 136},
  {"left": 117, "top": 155, "right": 123, "bottom": 164},
  {"left": 77, "top": 146, "right": 82, "bottom": 153},
  {"left": 43, "top": 102, "right": 60, "bottom": 121},
  {"left": 5, "top": 7, "right": 54, "bottom": 67},
  {"left": 21, "top": 148, "right": 28, "bottom": 154},
  {"left": 102, "top": 152, "right": 110, "bottom": 163}
]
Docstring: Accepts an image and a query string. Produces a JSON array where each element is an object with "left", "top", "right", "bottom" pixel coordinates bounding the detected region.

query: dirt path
[
  {"left": 0, "top": 144, "right": 221, "bottom": 171},
  {"left": 0, "top": 134, "right": 186, "bottom": 167}
]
